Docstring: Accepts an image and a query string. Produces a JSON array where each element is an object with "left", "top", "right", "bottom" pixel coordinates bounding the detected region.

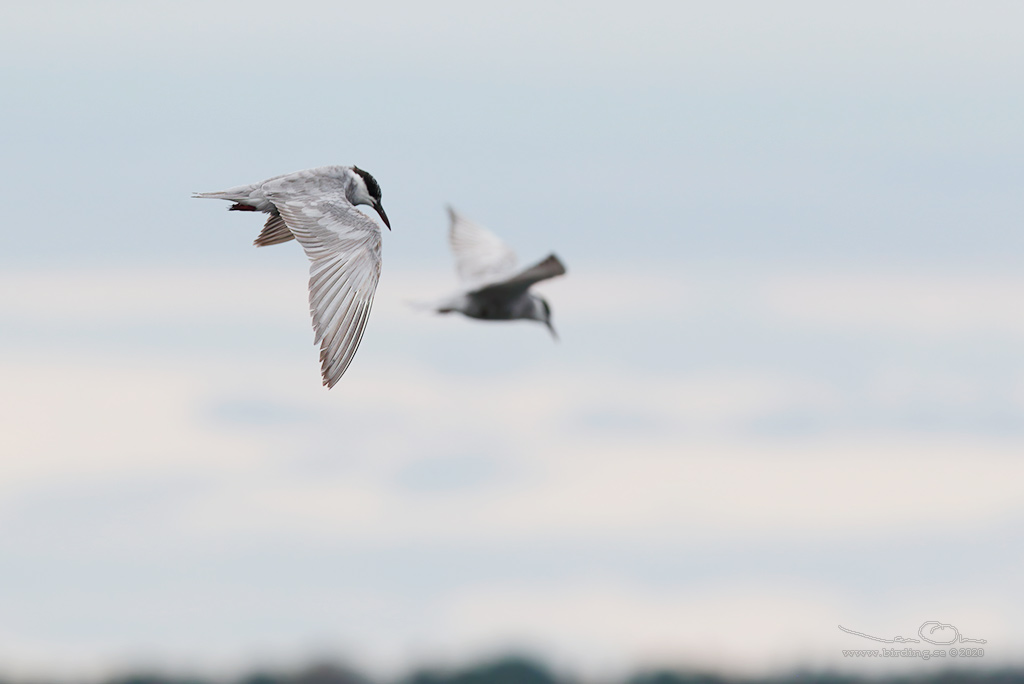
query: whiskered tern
[
  {"left": 194, "top": 165, "right": 389, "bottom": 388},
  {"left": 432, "top": 207, "right": 566, "bottom": 338}
]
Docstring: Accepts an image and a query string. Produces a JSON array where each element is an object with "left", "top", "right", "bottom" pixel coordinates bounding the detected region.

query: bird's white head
[{"left": 350, "top": 166, "right": 391, "bottom": 230}]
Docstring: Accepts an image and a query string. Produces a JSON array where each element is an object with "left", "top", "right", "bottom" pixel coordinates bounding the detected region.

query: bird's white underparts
[
  {"left": 429, "top": 206, "right": 566, "bottom": 339},
  {"left": 194, "top": 165, "right": 390, "bottom": 388}
]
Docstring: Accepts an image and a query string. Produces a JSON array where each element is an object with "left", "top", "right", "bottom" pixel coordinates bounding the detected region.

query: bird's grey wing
[
  {"left": 263, "top": 182, "right": 382, "bottom": 388},
  {"left": 448, "top": 206, "right": 518, "bottom": 285},
  {"left": 254, "top": 212, "right": 295, "bottom": 247},
  {"left": 470, "top": 254, "right": 567, "bottom": 299}
]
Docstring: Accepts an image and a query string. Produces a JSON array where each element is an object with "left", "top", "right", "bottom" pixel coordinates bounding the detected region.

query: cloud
[
  {"left": 0, "top": 266, "right": 308, "bottom": 325},
  {"left": 2, "top": 262, "right": 1023, "bottom": 675},
  {"left": 0, "top": 263, "right": 687, "bottom": 330},
  {"left": 3, "top": 345, "right": 1022, "bottom": 551},
  {"left": 9, "top": 263, "right": 1022, "bottom": 345},
  {"left": 760, "top": 271, "right": 1024, "bottom": 337}
]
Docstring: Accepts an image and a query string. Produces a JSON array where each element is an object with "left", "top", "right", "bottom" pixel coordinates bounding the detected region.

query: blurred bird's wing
[
  {"left": 264, "top": 177, "right": 382, "bottom": 388},
  {"left": 470, "top": 254, "right": 566, "bottom": 299},
  {"left": 448, "top": 206, "right": 518, "bottom": 285}
]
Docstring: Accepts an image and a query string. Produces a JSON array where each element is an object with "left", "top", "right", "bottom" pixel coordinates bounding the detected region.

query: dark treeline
[{"left": 27, "top": 657, "right": 1019, "bottom": 684}]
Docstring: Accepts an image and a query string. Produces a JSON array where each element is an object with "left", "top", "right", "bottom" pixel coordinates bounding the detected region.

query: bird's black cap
[{"left": 352, "top": 166, "right": 383, "bottom": 203}]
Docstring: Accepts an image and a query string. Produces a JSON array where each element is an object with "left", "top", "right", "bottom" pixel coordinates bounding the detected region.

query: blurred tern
[
  {"left": 193, "top": 165, "right": 390, "bottom": 388},
  {"left": 432, "top": 207, "right": 566, "bottom": 338}
]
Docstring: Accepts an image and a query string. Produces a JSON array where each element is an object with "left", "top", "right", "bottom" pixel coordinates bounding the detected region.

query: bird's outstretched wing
[
  {"left": 264, "top": 178, "right": 382, "bottom": 388},
  {"left": 448, "top": 206, "right": 518, "bottom": 285},
  {"left": 470, "top": 254, "right": 566, "bottom": 299}
]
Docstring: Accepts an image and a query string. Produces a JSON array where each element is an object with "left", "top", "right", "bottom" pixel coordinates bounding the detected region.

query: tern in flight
[
  {"left": 431, "top": 206, "right": 566, "bottom": 338},
  {"left": 194, "top": 165, "right": 389, "bottom": 388}
]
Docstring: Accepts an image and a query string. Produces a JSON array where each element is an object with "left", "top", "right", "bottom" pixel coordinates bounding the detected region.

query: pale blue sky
[{"left": 1, "top": 1, "right": 1023, "bottom": 679}]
